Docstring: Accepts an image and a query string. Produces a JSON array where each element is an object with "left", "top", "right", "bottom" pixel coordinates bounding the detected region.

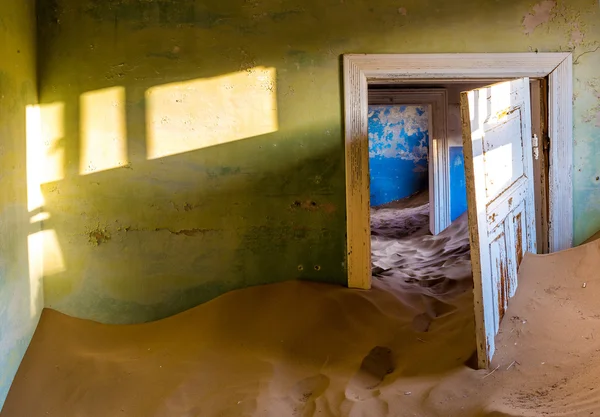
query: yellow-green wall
[
  {"left": 0, "top": 0, "right": 42, "bottom": 410},
  {"left": 36, "top": 0, "right": 600, "bottom": 324}
]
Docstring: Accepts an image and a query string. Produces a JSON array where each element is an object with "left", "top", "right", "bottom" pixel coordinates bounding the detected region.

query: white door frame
[
  {"left": 344, "top": 53, "right": 573, "bottom": 290},
  {"left": 368, "top": 89, "right": 450, "bottom": 235}
]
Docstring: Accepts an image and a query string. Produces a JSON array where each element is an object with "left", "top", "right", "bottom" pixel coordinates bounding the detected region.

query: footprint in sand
[
  {"left": 285, "top": 374, "right": 330, "bottom": 417},
  {"left": 412, "top": 295, "right": 458, "bottom": 332},
  {"left": 422, "top": 295, "right": 457, "bottom": 318},
  {"left": 345, "top": 346, "right": 395, "bottom": 402},
  {"left": 412, "top": 313, "right": 432, "bottom": 332}
]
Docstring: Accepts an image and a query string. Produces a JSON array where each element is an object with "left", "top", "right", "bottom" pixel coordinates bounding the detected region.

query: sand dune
[
  {"left": 371, "top": 200, "right": 473, "bottom": 333},
  {"left": 3, "top": 214, "right": 600, "bottom": 416}
]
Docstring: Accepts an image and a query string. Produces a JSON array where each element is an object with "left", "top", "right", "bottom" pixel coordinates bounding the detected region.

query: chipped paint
[
  {"left": 522, "top": 0, "right": 556, "bottom": 35},
  {"left": 87, "top": 226, "right": 111, "bottom": 245},
  {"left": 497, "top": 258, "right": 508, "bottom": 321},
  {"left": 515, "top": 213, "right": 524, "bottom": 268},
  {"left": 369, "top": 105, "right": 429, "bottom": 206},
  {"left": 368, "top": 105, "right": 429, "bottom": 158},
  {"left": 569, "top": 24, "right": 585, "bottom": 48}
]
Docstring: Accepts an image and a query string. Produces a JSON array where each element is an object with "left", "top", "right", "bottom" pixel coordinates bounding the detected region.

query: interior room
[
  {"left": 368, "top": 84, "right": 477, "bottom": 337},
  {"left": 2, "top": 0, "right": 600, "bottom": 416}
]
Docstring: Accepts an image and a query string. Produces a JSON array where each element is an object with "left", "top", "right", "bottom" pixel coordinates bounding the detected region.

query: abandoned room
[{"left": 1, "top": 0, "right": 600, "bottom": 415}]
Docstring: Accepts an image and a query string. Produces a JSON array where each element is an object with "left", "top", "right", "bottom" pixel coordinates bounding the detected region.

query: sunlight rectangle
[
  {"left": 27, "top": 232, "right": 45, "bottom": 319},
  {"left": 26, "top": 105, "right": 44, "bottom": 212},
  {"left": 26, "top": 103, "right": 66, "bottom": 211},
  {"left": 484, "top": 143, "right": 514, "bottom": 199},
  {"left": 26, "top": 102, "right": 66, "bottom": 191},
  {"left": 80, "top": 87, "right": 128, "bottom": 174},
  {"left": 146, "top": 67, "right": 278, "bottom": 159},
  {"left": 40, "top": 229, "right": 66, "bottom": 277}
]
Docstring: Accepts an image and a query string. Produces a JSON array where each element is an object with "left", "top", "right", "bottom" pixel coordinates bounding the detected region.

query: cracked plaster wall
[{"left": 33, "top": 0, "right": 600, "bottom": 324}]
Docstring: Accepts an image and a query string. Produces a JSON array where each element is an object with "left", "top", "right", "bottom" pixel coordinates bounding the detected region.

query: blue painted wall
[
  {"left": 449, "top": 146, "right": 468, "bottom": 221},
  {"left": 368, "top": 105, "right": 429, "bottom": 207}
]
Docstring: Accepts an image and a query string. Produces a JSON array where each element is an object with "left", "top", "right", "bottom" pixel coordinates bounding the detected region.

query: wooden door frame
[
  {"left": 344, "top": 53, "right": 573, "bottom": 290},
  {"left": 368, "top": 89, "right": 450, "bottom": 235},
  {"left": 530, "top": 79, "right": 550, "bottom": 254}
]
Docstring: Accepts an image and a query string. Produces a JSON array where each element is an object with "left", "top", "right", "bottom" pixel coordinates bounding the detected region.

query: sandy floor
[
  {"left": 370, "top": 192, "right": 473, "bottom": 333},
  {"left": 3, "top": 207, "right": 600, "bottom": 416}
]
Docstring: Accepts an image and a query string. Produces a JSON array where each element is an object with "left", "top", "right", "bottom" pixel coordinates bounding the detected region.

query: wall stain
[
  {"left": 88, "top": 227, "right": 111, "bottom": 246},
  {"left": 582, "top": 77, "right": 600, "bottom": 127},
  {"left": 290, "top": 200, "right": 323, "bottom": 211},
  {"left": 117, "top": 226, "right": 214, "bottom": 236},
  {"left": 206, "top": 166, "right": 242, "bottom": 179},
  {"left": 169, "top": 228, "right": 212, "bottom": 236},
  {"left": 147, "top": 49, "right": 180, "bottom": 60},
  {"left": 83, "top": 0, "right": 229, "bottom": 28}
]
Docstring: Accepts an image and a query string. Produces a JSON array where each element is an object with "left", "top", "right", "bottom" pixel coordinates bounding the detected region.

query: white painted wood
[
  {"left": 461, "top": 79, "right": 537, "bottom": 368},
  {"left": 548, "top": 54, "right": 574, "bottom": 251},
  {"left": 368, "top": 89, "right": 450, "bottom": 235},
  {"left": 348, "top": 53, "right": 570, "bottom": 80},
  {"left": 343, "top": 53, "right": 573, "bottom": 298}
]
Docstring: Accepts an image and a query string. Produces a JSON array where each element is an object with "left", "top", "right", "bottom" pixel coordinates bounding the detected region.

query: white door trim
[
  {"left": 368, "top": 89, "right": 450, "bottom": 235},
  {"left": 344, "top": 53, "right": 573, "bottom": 290}
]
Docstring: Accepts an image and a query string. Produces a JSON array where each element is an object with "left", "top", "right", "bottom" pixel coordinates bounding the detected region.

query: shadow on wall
[
  {"left": 33, "top": 67, "right": 346, "bottom": 324},
  {"left": 0, "top": 0, "right": 43, "bottom": 404},
  {"left": 0, "top": 101, "right": 44, "bottom": 411},
  {"left": 33, "top": 0, "right": 599, "bottom": 323},
  {"left": 33, "top": 0, "right": 369, "bottom": 324}
]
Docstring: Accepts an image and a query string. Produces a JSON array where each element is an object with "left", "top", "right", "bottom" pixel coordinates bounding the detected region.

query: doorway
[
  {"left": 343, "top": 53, "right": 574, "bottom": 368},
  {"left": 367, "top": 86, "right": 476, "bottom": 339}
]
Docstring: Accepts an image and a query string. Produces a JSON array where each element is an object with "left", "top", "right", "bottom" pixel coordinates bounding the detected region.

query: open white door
[{"left": 460, "top": 78, "right": 537, "bottom": 368}]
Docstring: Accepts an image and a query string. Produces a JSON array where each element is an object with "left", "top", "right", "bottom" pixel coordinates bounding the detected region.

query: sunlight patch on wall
[
  {"left": 26, "top": 103, "right": 66, "bottom": 211},
  {"left": 27, "top": 232, "right": 45, "bottom": 319},
  {"left": 30, "top": 212, "right": 51, "bottom": 223},
  {"left": 26, "top": 102, "right": 66, "bottom": 193},
  {"left": 39, "top": 103, "right": 66, "bottom": 184},
  {"left": 145, "top": 67, "right": 278, "bottom": 159},
  {"left": 40, "top": 229, "right": 65, "bottom": 277},
  {"left": 26, "top": 105, "right": 44, "bottom": 212},
  {"left": 80, "top": 87, "right": 128, "bottom": 175}
]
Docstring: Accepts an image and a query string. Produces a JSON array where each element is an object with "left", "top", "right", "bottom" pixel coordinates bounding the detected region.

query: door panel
[
  {"left": 483, "top": 112, "right": 526, "bottom": 200},
  {"left": 460, "top": 78, "right": 537, "bottom": 368}
]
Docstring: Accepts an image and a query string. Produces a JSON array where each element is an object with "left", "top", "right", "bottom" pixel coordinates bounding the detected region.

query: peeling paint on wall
[
  {"left": 369, "top": 105, "right": 429, "bottom": 206},
  {"left": 368, "top": 105, "right": 429, "bottom": 159},
  {"left": 583, "top": 78, "right": 600, "bottom": 127},
  {"left": 523, "top": 0, "right": 556, "bottom": 35}
]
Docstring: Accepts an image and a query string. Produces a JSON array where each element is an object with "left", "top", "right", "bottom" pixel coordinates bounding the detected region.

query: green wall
[
  {"left": 35, "top": 0, "right": 600, "bottom": 324},
  {"left": 0, "top": 0, "right": 42, "bottom": 410}
]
